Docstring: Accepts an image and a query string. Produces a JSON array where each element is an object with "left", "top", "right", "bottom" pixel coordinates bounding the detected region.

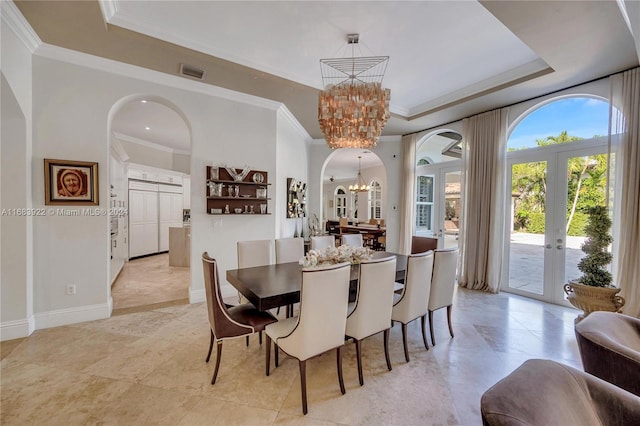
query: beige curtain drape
[
  {"left": 458, "top": 109, "right": 508, "bottom": 293},
  {"left": 610, "top": 67, "right": 640, "bottom": 317},
  {"left": 398, "top": 134, "right": 417, "bottom": 255}
]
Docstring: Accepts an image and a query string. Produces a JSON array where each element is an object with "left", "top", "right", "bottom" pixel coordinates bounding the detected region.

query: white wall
[
  {"left": 308, "top": 136, "right": 403, "bottom": 253},
  {"left": 0, "top": 14, "right": 35, "bottom": 340},
  {"left": 172, "top": 153, "right": 190, "bottom": 174},
  {"left": 275, "top": 109, "right": 309, "bottom": 239},
  {"left": 24, "top": 47, "right": 302, "bottom": 329},
  {"left": 116, "top": 138, "right": 174, "bottom": 170}
]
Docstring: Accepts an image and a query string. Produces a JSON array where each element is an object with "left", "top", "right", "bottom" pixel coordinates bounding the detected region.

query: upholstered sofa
[
  {"left": 575, "top": 311, "right": 640, "bottom": 396},
  {"left": 481, "top": 359, "right": 640, "bottom": 425}
]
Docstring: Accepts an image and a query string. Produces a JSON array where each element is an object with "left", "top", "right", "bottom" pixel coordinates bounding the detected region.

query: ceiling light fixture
[
  {"left": 145, "top": 126, "right": 151, "bottom": 130},
  {"left": 349, "top": 156, "right": 370, "bottom": 193},
  {"left": 318, "top": 34, "right": 390, "bottom": 150}
]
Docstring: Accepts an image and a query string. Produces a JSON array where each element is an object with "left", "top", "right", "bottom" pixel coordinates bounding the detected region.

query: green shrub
[
  {"left": 567, "top": 212, "right": 588, "bottom": 236},
  {"left": 527, "top": 212, "right": 545, "bottom": 234}
]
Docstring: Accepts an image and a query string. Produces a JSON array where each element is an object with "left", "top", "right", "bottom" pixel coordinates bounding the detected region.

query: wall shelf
[{"left": 206, "top": 166, "right": 270, "bottom": 215}]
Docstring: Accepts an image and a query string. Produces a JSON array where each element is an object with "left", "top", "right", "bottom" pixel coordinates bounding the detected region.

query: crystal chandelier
[
  {"left": 318, "top": 34, "right": 390, "bottom": 150},
  {"left": 349, "top": 156, "right": 370, "bottom": 193}
]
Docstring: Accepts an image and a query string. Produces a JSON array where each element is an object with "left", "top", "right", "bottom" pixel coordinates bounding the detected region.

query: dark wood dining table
[{"left": 226, "top": 251, "right": 407, "bottom": 312}]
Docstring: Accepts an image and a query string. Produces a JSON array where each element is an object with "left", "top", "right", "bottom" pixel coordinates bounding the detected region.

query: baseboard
[
  {"left": 0, "top": 315, "right": 35, "bottom": 341},
  {"left": 189, "top": 287, "right": 205, "bottom": 304},
  {"left": 34, "top": 302, "right": 111, "bottom": 330}
]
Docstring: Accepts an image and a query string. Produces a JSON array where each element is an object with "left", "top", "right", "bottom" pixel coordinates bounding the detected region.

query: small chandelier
[
  {"left": 349, "top": 156, "right": 370, "bottom": 193},
  {"left": 318, "top": 34, "right": 390, "bottom": 150}
]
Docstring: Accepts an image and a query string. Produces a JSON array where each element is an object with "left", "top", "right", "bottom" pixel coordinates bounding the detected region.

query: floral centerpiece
[{"left": 299, "top": 244, "right": 373, "bottom": 268}]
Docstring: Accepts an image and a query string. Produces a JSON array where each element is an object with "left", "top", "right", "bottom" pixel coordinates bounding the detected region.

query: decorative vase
[{"left": 564, "top": 281, "right": 625, "bottom": 323}]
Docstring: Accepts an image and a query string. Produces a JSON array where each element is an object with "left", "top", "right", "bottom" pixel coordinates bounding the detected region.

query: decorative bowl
[{"left": 234, "top": 208, "right": 243, "bottom": 214}]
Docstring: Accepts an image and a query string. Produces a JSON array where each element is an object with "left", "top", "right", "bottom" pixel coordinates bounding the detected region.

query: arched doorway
[
  {"left": 320, "top": 148, "right": 387, "bottom": 248},
  {"left": 503, "top": 96, "right": 610, "bottom": 305},
  {"left": 108, "top": 95, "right": 192, "bottom": 313}
]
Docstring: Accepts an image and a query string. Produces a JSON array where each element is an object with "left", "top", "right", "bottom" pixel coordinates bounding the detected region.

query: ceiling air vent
[{"left": 179, "top": 63, "right": 205, "bottom": 80}]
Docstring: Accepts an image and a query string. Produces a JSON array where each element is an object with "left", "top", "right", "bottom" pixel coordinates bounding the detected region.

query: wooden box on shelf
[{"left": 206, "top": 166, "right": 270, "bottom": 215}]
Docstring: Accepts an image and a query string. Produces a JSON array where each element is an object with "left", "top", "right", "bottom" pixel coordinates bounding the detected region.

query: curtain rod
[{"left": 401, "top": 65, "right": 638, "bottom": 138}]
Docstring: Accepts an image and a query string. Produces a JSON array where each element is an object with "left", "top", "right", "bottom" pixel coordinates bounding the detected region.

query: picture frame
[{"left": 44, "top": 159, "right": 99, "bottom": 205}]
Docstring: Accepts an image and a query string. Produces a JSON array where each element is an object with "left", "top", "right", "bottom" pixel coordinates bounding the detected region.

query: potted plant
[{"left": 564, "top": 205, "right": 625, "bottom": 322}]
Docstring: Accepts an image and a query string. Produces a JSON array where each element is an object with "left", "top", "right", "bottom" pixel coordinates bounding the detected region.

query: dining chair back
[
  {"left": 346, "top": 255, "right": 397, "bottom": 385},
  {"left": 427, "top": 248, "right": 459, "bottom": 345},
  {"left": 391, "top": 250, "right": 434, "bottom": 361},
  {"left": 202, "top": 252, "right": 277, "bottom": 384},
  {"left": 237, "top": 239, "right": 273, "bottom": 268},
  {"left": 310, "top": 235, "right": 335, "bottom": 250},
  {"left": 275, "top": 237, "right": 304, "bottom": 264},
  {"left": 341, "top": 233, "right": 363, "bottom": 248},
  {"left": 265, "top": 262, "right": 351, "bottom": 414}
]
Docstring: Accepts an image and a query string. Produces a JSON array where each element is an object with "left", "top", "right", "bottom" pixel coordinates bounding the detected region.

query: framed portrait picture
[{"left": 44, "top": 159, "right": 99, "bottom": 205}]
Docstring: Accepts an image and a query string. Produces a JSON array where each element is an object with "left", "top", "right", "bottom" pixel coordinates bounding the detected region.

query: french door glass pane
[{"left": 509, "top": 161, "right": 547, "bottom": 295}]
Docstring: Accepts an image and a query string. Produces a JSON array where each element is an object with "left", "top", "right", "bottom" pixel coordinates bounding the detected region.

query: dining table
[{"left": 226, "top": 251, "right": 407, "bottom": 312}]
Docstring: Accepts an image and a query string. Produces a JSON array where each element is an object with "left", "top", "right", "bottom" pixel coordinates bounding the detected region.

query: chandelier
[
  {"left": 318, "top": 34, "right": 390, "bottom": 150},
  {"left": 349, "top": 156, "right": 370, "bottom": 193}
]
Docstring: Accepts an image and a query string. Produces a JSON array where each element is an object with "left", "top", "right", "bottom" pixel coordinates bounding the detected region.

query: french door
[
  {"left": 415, "top": 162, "right": 461, "bottom": 249},
  {"left": 503, "top": 139, "right": 608, "bottom": 305}
]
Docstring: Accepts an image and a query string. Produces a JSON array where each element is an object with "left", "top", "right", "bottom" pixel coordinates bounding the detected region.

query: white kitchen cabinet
[
  {"left": 129, "top": 186, "right": 159, "bottom": 257},
  {"left": 158, "top": 191, "right": 183, "bottom": 251},
  {"left": 182, "top": 176, "right": 191, "bottom": 209}
]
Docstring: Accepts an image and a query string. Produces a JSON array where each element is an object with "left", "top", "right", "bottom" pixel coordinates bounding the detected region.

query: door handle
[
  {"left": 556, "top": 245, "right": 563, "bottom": 250},
  {"left": 545, "top": 244, "right": 552, "bottom": 249}
]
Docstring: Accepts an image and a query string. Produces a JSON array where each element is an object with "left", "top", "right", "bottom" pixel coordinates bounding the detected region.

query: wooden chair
[
  {"left": 265, "top": 262, "right": 351, "bottom": 414},
  {"left": 411, "top": 235, "right": 438, "bottom": 254},
  {"left": 202, "top": 252, "right": 277, "bottom": 384},
  {"left": 427, "top": 248, "right": 459, "bottom": 345},
  {"left": 391, "top": 250, "right": 434, "bottom": 362},
  {"left": 345, "top": 255, "right": 397, "bottom": 385}
]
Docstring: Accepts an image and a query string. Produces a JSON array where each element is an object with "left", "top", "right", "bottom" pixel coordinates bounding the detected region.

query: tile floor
[{"left": 1, "top": 278, "right": 584, "bottom": 425}]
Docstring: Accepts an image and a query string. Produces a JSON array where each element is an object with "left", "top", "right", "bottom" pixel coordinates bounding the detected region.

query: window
[
  {"left": 368, "top": 180, "right": 382, "bottom": 219},
  {"left": 417, "top": 157, "right": 431, "bottom": 166},
  {"left": 335, "top": 187, "right": 347, "bottom": 218},
  {"left": 415, "top": 175, "right": 434, "bottom": 231}
]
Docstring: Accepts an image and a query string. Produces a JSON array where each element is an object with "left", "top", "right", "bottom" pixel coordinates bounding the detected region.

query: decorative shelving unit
[{"left": 206, "top": 166, "right": 270, "bottom": 215}]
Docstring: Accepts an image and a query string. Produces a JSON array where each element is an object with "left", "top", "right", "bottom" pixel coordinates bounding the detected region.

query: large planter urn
[{"left": 564, "top": 281, "right": 625, "bottom": 323}]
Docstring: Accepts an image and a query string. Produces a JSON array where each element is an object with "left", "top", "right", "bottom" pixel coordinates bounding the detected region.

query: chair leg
[
  {"left": 259, "top": 330, "right": 263, "bottom": 345},
  {"left": 429, "top": 310, "right": 436, "bottom": 346},
  {"left": 211, "top": 341, "right": 223, "bottom": 385},
  {"left": 337, "top": 346, "right": 346, "bottom": 395},
  {"left": 447, "top": 305, "right": 454, "bottom": 338},
  {"left": 205, "top": 330, "right": 214, "bottom": 363},
  {"left": 354, "top": 339, "right": 364, "bottom": 386},
  {"left": 401, "top": 323, "right": 409, "bottom": 362},
  {"left": 275, "top": 343, "right": 279, "bottom": 368},
  {"left": 265, "top": 335, "right": 271, "bottom": 376},
  {"left": 384, "top": 328, "right": 392, "bottom": 371},
  {"left": 421, "top": 315, "right": 430, "bottom": 350},
  {"left": 246, "top": 335, "right": 249, "bottom": 347},
  {"left": 299, "top": 359, "right": 308, "bottom": 415}
]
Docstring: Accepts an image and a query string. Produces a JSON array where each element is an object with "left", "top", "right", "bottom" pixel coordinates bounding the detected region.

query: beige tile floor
[
  {"left": 1, "top": 270, "right": 584, "bottom": 425},
  {"left": 111, "top": 253, "right": 190, "bottom": 314}
]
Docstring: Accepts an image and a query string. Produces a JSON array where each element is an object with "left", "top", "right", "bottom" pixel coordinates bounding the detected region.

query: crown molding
[
  {"left": 1, "top": 0, "right": 42, "bottom": 53},
  {"left": 33, "top": 43, "right": 286, "bottom": 113},
  {"left": 110, "top": 136, "right": 130, "bottom": 162},
  {"left": 98, "top": 0, "right": 119, "bottom": 23},
  {"left": 277, "top": 106, "right": 312, "bottom": 143},
  {"left": 113, "top": 131, "right": 190, "bottom": 156}
]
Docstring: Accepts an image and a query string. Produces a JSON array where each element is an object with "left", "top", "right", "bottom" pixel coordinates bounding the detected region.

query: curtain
[
  {"left": 398, "top": 134, "right": 417, "bottom": 255},
  {"left": 610, "top": 67, "right": 640, "bottom": 317},
  {"left": 458, "top": 109, "right": 508, "bottom": 293}
]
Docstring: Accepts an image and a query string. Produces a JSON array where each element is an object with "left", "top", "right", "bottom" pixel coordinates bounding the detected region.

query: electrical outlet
[{"left": 66, "top": 284, "right": 76, "bottom": 295}]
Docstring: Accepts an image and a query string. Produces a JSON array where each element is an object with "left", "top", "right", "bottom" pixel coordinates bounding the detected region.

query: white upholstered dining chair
[
  {"left": 391, "top": 250, "right": 434, "bottom": 362},
  {"left": 264, "top": 262, "right": 351, "bottom": 415},
  {"left": 310, "top": 235, "right": 335, "bottom": 250},
  {"left": 341, "top": 233, "right": 363, "bottom": 248},
  {"left": 428, "top": 248, "right": 459, "bottom": 345},
  {"left": 345, "top": 255, "right": 397, "bottom": 385},
  {"left": 275, "top": 237, "right": 304, "bottom": 264}
]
